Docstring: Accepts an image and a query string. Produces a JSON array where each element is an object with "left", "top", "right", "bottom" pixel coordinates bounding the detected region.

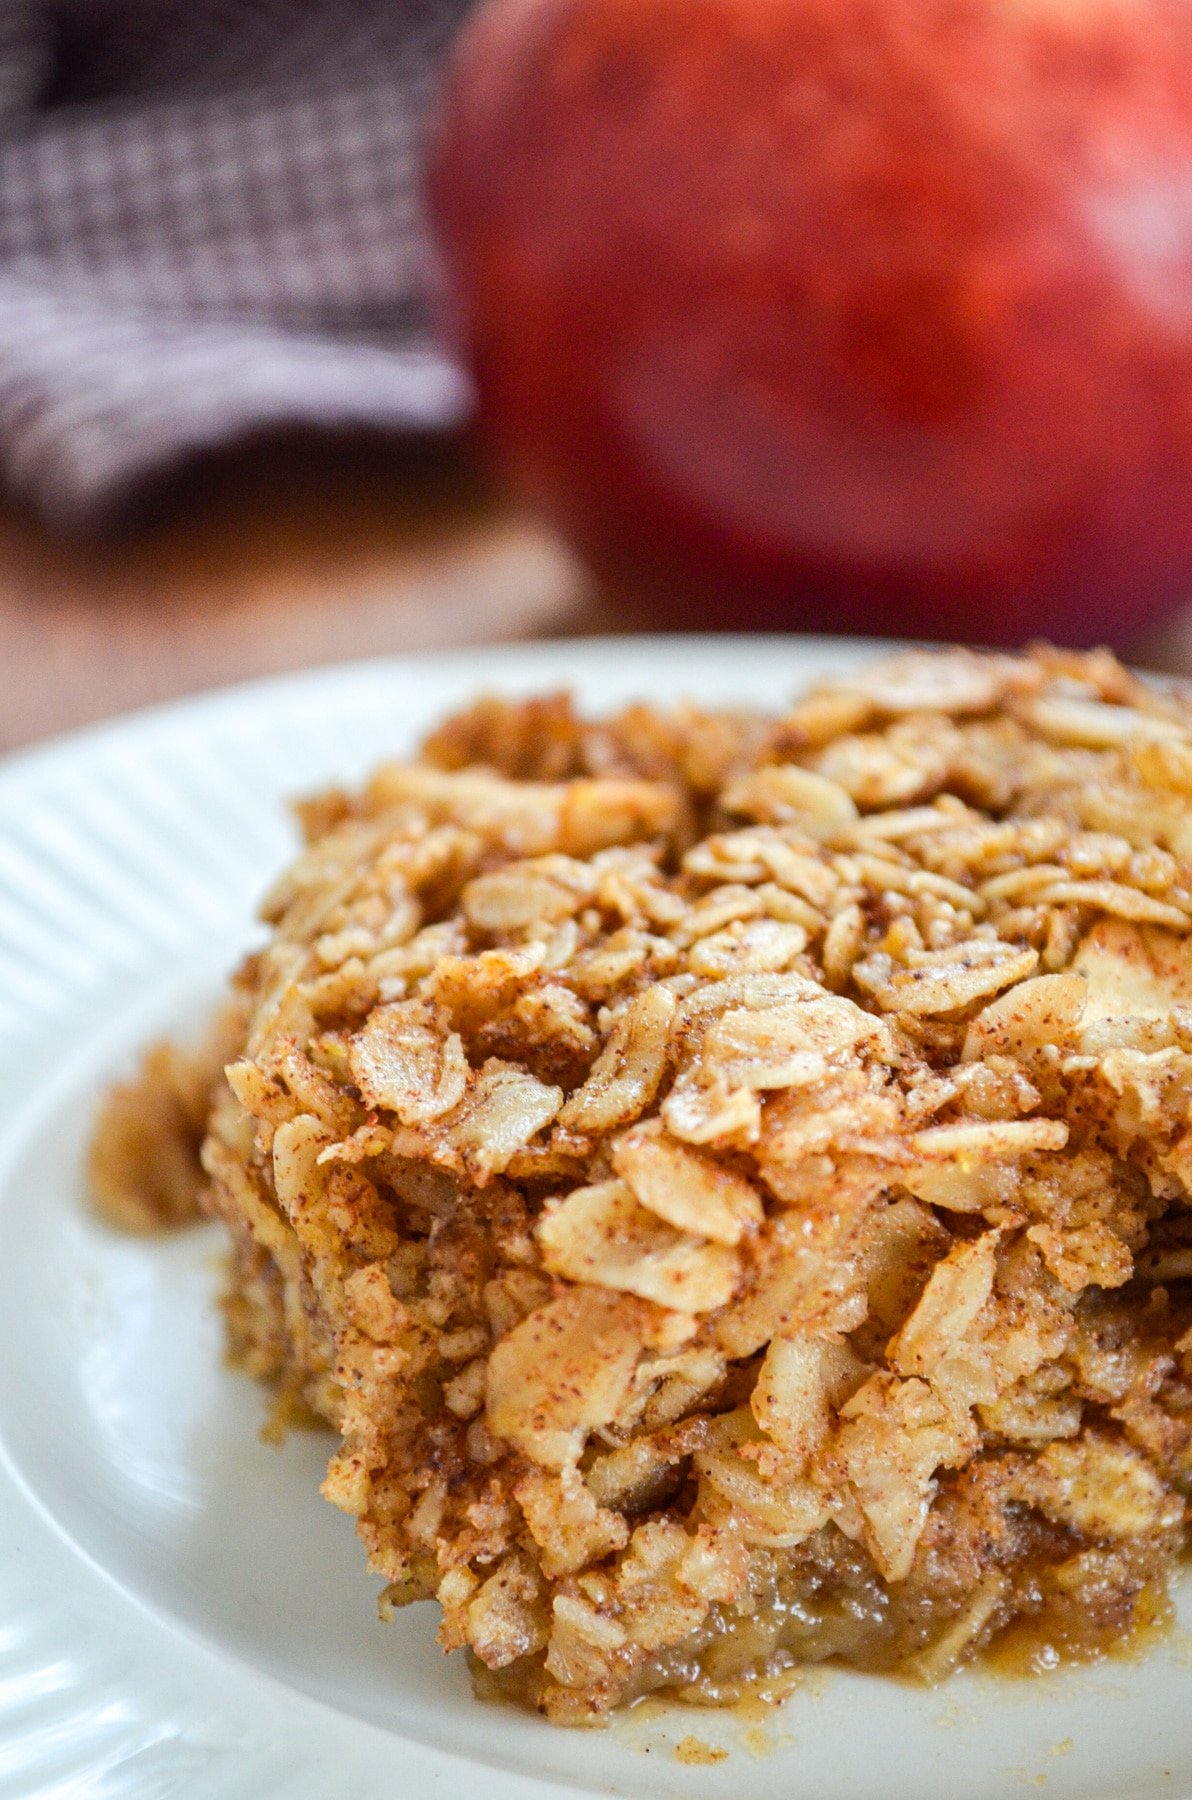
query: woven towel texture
[{"left": 0, "top": 0, "right": 472, "bottom": 524}]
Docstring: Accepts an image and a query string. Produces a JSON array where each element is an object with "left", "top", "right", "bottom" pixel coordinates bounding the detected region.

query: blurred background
[{"left": 1, "top": 0, "right": 1190, "bottom": 749}]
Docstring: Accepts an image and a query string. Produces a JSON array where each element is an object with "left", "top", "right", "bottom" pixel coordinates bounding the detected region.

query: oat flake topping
[{"left": 91, "top": 646, "right": 1192, "bottom": 1722}]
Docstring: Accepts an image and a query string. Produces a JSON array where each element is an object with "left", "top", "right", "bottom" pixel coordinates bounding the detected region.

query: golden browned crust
[
  {"left": 89, "top": 998, "right": 248, "bottom": 1233},
  {"left": 94, "top": 646, "right": 1192, "bottom": 1721}
]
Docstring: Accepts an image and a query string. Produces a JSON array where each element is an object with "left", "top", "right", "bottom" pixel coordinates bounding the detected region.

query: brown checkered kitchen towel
[{"left": 0, "top": 0, "right": 474, "bottom": 527}]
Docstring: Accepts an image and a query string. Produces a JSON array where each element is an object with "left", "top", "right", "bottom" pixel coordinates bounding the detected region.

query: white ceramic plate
[{"left": 0, "top": 635, "right": 1188, "bottom": 1800}]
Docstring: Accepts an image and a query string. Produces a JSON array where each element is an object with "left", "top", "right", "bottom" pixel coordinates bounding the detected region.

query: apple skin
[{"left": 428, "top": 0, "right": 1192, "bottom": 645}]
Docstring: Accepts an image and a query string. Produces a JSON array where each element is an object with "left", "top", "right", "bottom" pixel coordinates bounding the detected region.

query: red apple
[{"left": 429, "top": 0, "right": 1192, "bottom": 645}]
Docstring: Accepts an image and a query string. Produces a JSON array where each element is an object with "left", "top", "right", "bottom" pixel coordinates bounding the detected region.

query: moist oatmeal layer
[{"left": 93, "top": 646, "right": 1192, "bottom": 1723}]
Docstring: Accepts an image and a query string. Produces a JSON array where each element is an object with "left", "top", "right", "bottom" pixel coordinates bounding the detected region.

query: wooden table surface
[
  {"left": 0, "top": 436, "right": 611, "bottom": 754},
  {"left": 2, "top": 432, "right": 1190, "bottom": 753}
]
